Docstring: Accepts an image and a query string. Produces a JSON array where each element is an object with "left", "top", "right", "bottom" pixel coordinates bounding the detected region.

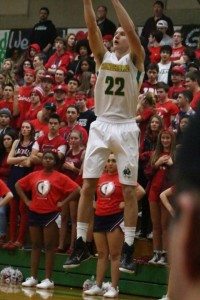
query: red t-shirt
[
  {"left": 0, "top": 179, "right": 10, "bottom": 197},
  {"left": 17, "top": 170, "right": 78, "bottom": 213},
  {"left": 170, "top": 46, "right": 185, "bottom": 62},
  {"left": 148, "top": 152, "right": 172, "bottom": 202},
  {"left": 87, "top": 98, "right": 95, "bottom": 110},
  {"left": 0, "top": 100, "right": 14, "bottom": 113},
  {"left": 25, "top": 104, "right": 43, "bottom": 121},
  {"left": 148, "top": 46, "right": 161, "bottom": 63},
  {"left": 31, "top": 119, "right": 49, "bottom": 139},
  {"left": 138, "top": 108, "right": 154, "bottom": 144},
  {"left": 45, "top": 52, "right": 70, "bottom": 70},
  {"left": 65, "top": 96, "right": 76, "bottom": 107},
  {"left": 156, "top": 100, "right": 179, "bottom": 128},
  {"left": 56, "top": 102, "right": 68, "bottom": 123},
  {"left": 36, "top": 134, "right": 66, "bottom": 153},
  {"left": 190, "top": 90, "right": 200, "bottom": 110},
  {"left": 59, "top": 124, "right": 88, "bottom": 146},
  {"left": 168, "top": 86, "right": 185, "bottom": 100},
  {"left": 95, "top": 172, "right": 124, "bottom": 216},
  {"left": 17, "top": 86, "right": 33, "bottom": 128}
]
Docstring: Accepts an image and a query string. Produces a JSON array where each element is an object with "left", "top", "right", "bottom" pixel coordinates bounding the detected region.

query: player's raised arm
[
  {"left": 111, "top": 0, "right": 144, "bottom": 71},
  {"left": 83, "top": 0, "right": 106, "bottom": 66}
]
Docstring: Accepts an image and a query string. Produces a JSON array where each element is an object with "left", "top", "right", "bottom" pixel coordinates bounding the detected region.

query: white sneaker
[
  {"left": 22, "top": 276, "right": 38, "bottom": 287},
  {"left": 36, "top": 278, "right": 54, "bottom": 289},
  {"left": 104, "top": 286, "right": 119, "bottom": 298},
  {"left": 148, "top": 251, "right": 160, "bottom": 265},
  {"left": 157, "top": 252, "right": 168, "bottom": 266},
  {"left": 84, "top": 284, "right": 104, "bottom": 296}
]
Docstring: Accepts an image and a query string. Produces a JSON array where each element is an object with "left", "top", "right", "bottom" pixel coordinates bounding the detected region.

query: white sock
[
  {"left": 124, "top": 227, "right": 136, "bottom": 246},
  {"left": 77, "top": 222, "right": 89, "bottom": 242}
]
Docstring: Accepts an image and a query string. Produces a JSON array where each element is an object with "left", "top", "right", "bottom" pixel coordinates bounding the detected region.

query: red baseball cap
[
  {"left": 171, "top": 66, "right": 185, "bottom": 76},
  {"left": 54, "top": 84, "right": 67, "bottom": 93}
]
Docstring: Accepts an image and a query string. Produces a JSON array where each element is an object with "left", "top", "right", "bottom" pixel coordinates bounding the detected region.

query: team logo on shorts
[
  {"left": 123, "top": 167, "right": 131, "bottom": 178},
  {"left": 37, "top": 180, "right": 51, "bottom": 196}
]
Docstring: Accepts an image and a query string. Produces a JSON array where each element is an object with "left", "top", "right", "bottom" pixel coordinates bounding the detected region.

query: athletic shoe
[
  {"left": 63, "top": 237, "right": 91, "bottom": 269},
  {"left": 6, "top": 241, "right": 23, "bottom": 250},
  {"left": 119, "top": 243, "right": 136, "bottom": 273},
  {"left": 84, "top": 284, "right": 104, "bottom": 296},
  {"left": 22, "top": 276, "right": 38, "bottom": 287},
  {"left": 2, "top": 241, "right": 14, "bottom": 249},
  {"left": 148, "top": 251, "right": 160, "bottom": 265},
  {"left": 157, "top": 252, "right": 168, "bottom": 266},
  {"left": 158, "top": 296, "right": 172, "bottom": 300},
  {"left": 135, "top": 230, "right": 147, "bottom": 239},
  {"left": 104, "top": 286, "right": 119, "bottom": 298},
  {"left": 36, "top": 278, "right": 54, "bottom": 289},
  {"left": 147, "top": 232, "right": 153, "bottom": 239}
]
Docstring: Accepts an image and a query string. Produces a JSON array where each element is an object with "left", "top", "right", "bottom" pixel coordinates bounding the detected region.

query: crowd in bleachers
[{"left": 0, "top": 1, "right": 200, "bottom": 271}]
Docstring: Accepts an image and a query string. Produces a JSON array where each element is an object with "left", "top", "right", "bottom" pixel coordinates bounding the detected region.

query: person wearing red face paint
[{"left": 148, "top": 129, "right": 176, "bottom": 266}]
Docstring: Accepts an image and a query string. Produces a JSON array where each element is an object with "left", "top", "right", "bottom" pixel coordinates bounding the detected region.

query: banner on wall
[{"left": 0, "top": 28, "right": 70, "bottom": 65}]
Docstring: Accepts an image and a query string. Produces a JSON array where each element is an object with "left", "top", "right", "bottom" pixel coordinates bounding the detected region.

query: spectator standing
[
  {"left": 0, "top": 131, "right": 16, "bottom": 245},
  {"left": 148, "top": 30, "right": 163, "bottom": 63},
  {"left": 156, "top": 20, "right": 173, "bottom": 46},
  {"left": 30, "top": 7, "right": 57, "bottom": 60},
  {"left": 148, "top": 129, "right": 176, "bottom": 265},
  {"left": 4, "top": 121, "right": 35, "bottom": 250},
  {"left": 45, "top": 37, "right": 70, "bottom": 75},
  {"left": 158, "top": 45, "right": 172, "bottom": 84},
  {"left": 171, "top": 30, "right": 185, "bottom": 62},
  {"left": 141, "top": 1, "right": 174, "bottom": 41},
  {"left": 31, "top": 102, "right": 56, "bottom": 139},
  {"left": 185, "top": 71, "right": 200, "bottom": 110},
  {"left": 59, "top": 104, "right": 88, "bottom": 149},
  {"left": 75, "top": 92, "right": 96, "bottom": 133},
  {"left": 156, "top": 82, "right": 179, "bottom": 128},
  {"left": 25, "top": 86, "right": 44, "bottom": 121},
  {"left": 168, "top": 65, "right": 185, "bottom": 101},
  {"left": 30, "top": 113, "right": 66, "bottom": 170},
  {"left": 140, "top": 63, "right": 159, "bottom": 95},
  {"left": 65, "top": 33, "right": 76, "bottom": 64},
  {"left": 0, "top": 180, "right": 13, "bottom": 246},
  {"left": 57, "top": 130, "right": 86, "bottom": 254},
  {"left": 96, "top": 5, "right": 116, "bottom": 37}
]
